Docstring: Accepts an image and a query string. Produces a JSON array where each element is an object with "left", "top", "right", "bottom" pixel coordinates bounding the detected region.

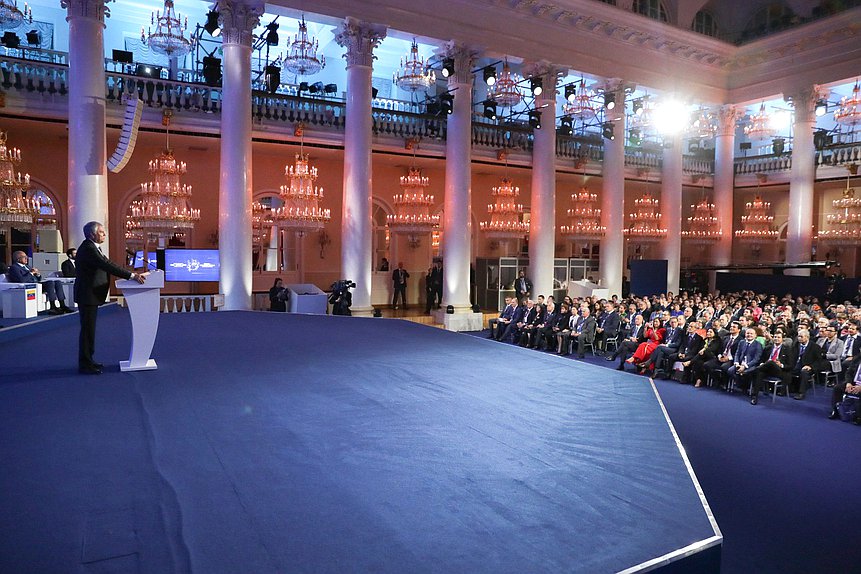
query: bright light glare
[
  {"left": 652, "top": 99, "right": 688, "bottom": 135},
  {"left": 769, "top": 109, "right": 793, "bottom": 132}
]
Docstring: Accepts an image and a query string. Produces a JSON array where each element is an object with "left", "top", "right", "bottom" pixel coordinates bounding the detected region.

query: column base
[
  {"left": 431, "top": 307, "right": 483, "bottom": 332},
  {"left": 348, "top": 305, "right": 376, "bottom": 317}
]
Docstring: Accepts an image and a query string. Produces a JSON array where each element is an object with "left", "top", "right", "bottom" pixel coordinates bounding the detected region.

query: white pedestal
[
  {"left": 431, "top": 309, "right": 484, "bottom": 332},
  {"left": 57, "top": 278, "right": 77, "bottom": 309},
  {"left": 285, "top": 283, "right": 328, "bottom": 315},
  {"left": 2, "top": 285, "right": 39, "bottom": 318},
  {"left": 116, "top": 270, "right": 164, "bottom": 372}
]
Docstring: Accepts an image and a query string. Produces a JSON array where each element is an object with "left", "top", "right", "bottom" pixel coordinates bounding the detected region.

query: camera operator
[{"left": 329, "top": 280, "right": 355, "bottom": 316}]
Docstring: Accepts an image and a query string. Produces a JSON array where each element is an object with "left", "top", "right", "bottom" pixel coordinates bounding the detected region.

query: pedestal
[
  {"left": 1, "top": 285, "right": 39, "bottom": 318},
  {"left": 116, "top": 270, "right": 164, "bottom": 372},
  {"left": 431, "top": 308, "right": 484, "bottom": 332}
]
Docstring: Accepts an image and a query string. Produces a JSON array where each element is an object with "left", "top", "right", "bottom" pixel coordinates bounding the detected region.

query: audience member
[{"left": 8, "top": 250, "right": 71, "bottom": 315}]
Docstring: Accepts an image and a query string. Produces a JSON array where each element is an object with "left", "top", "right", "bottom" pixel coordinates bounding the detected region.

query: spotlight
[
  {"left": 439, "top": 92, "right": 454, "bottom": 114},
  {"left": 202, "top": 56, "right": 222, "bottom": 86},
  {"left": 815, "top": 99, "right": 827, "bottom": 117},
  {"left": 204, "top": 10, "right": 221, "bottom": 37},
  {"left": 528, "top": 110, "right": 541, "bottom": 129},
  {"left": 264, "top": 22, "right": 279, "bottom": 46},
  {"left": 2, "top": 32, "right": 20, "bottom": 49},
  {"left": 135, "top": 63, "right": 162, "bottom": 79},
  {"left": 324, "top": 83, "right": 338, "bottom": 95},
  {"left": 426, "top": 100, "right": 441, "bottom": 116},
  {"left": 564, "top": 84, "right": 576, "bottom": 103},
  {"left": 628, "top": 128, "right": 641, "bottom": 146},
  {"left": 603, "top": 91, "right": 615, "bottom": 110},
  {"left": 602, "top": 122, "right": 615, "bottom": 140},
  {"left": 632, "top": 99, "right": 643, "bottom": 115},
  {"left": 813, "top": 129, "right": 830, "bottom": 150},
  {"left": 25, "top": 30, "right": 40, "bottom": 46},
  {"left": 371, "top": 86, "right": 379, "bottom": 99},
  {"left": 265, "top": 65, "right": 280, "bottom": 94},
  {"left": 530, "top": 77, "right": 543, "bottom": 97},
  {"left": 558, "top": 116, "right": 573, "bottom": 136},
  {"left": 309, "top": 81, "right": 324, "bottom": 94},
  {"left": 483, "top": 65, "right": 496, "bottom": 86},
  {"left": 299, "top": 81, "right": 310, "bottom": 93},
  {"left": 772, "top": 137, "right": 785, "bottom": 155},
  {"left": 441, "top": 57, "right": 455, "bottom": 78},
  {"left": 483, "top": 99, "right": 497, "bottom": 120}
]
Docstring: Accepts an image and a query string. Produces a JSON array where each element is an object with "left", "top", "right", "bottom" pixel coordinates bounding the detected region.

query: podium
[{"left": 116, "top": 270, "right": 163, "bottom": 372}]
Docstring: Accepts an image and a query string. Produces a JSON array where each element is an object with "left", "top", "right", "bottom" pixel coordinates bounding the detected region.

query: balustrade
[
  {"left": 817, "top": 143, "right": 861, "bottom": 167},
  {"left": 734, "top": 153, "right": 792, "bottom": 175}
]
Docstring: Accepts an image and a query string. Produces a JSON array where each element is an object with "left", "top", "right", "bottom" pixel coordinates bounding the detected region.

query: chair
[
  {"left": 707, "top": 367, "right": 726, "bottom": 389},
  {"left": 604, "top": 334, "right": 619, "bottom": 354},
  {"left": 763, "top": 376, "right": 789, "bottom": 404},
  {"left": 819, "top": 370, "right": 838, "bottom": 390}
]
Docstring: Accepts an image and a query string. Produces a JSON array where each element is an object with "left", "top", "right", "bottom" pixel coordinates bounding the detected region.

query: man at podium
[{"left": 75, "top": 221, "right": 145, "bottom": 375}]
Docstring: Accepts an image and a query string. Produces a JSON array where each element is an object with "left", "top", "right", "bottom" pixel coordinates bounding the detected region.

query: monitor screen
[
  {"left": 133, "top": 250, "right": 158, "bottom": 270},
  {"left": 164, "top": 249, "right": 220, "bottom": 282}
]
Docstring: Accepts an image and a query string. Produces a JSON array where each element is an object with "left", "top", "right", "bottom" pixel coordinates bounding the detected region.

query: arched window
[
  {"left": 632, "top": 0, "right": 668, "bottom": 22},
  {"left": 253, "top": 194, "right": 284, "bottom": 272},
  {"left": 692, "top": 10, "right": 719, "bottom": 37},
  {"left": 742, "top": 3, "right": 796, "bottom": 42},
  {"left": 372, "top": 199, "right": 391, "bottom": 271}
]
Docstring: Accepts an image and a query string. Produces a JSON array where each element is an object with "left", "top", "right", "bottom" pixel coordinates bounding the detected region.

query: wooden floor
[{"left": 378, "top": 305, "right": 497, "bottom": 330}]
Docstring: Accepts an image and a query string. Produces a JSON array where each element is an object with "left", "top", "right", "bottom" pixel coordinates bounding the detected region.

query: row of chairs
[{"left": 707, "top": 368, "right": 838, "bottom": 404}]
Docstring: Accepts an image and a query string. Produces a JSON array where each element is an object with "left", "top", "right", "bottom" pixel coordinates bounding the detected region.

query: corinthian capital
[
  {"left": 785, "top": 85, "right": 825, "bottom": 121},
  {"left": 438, "top": 42, "right": 478, "bottom": 86},
  {"left": 220, "top": 0, "right": 263, "bottom": 47},
  {"left": 521, "top": 61, "right": 565, "bottom": 102},
  {"left": 716, "top": 105, "right": 743, "bottom": 137},
  {"left": 334, "top": 18, "right": 387, "bottom": 68},
  {"left": 62, "top": 0, "right": 112, "bottom": 23}
]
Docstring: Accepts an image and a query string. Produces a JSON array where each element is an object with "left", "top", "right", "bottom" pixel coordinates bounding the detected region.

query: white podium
[
  {"left": 1, "top": 284, "right": 39, "bottom": 318},
  {"left": 116, "top": 270, "right": 163, "bottom": 372}
]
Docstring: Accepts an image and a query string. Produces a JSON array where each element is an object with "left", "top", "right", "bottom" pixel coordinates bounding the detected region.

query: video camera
[{"left": 329, "top": 279, "right": 356, "bottom": 316}]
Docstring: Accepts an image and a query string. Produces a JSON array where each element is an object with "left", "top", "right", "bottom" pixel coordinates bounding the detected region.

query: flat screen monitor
[
  {"left": 133, "top": 250, "right": 159, "bottom": 270},
  {"left": 164, "top": 249, "right": 220, "bottom": 282}
]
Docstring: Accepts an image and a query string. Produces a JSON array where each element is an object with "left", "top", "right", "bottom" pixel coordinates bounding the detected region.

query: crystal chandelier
[
  {"left": 487, "top": 61, "right": 522, "bottom": 108},
  {"left": 125, "top": 210, "right": 144, "bottom": 244},
  {"left": 0, "top": 0, "right": 31, "bottom": 32},
  {"left": 624, "top": 192, "right": 667, "bottom": 242},
  {"left": 817, "top": 165, "right": 861, "bottom": 246},
  {"left": 0, "top": 130, "right": 38, "bottom": 224},
  {"left": 562, "top": 85, "right": 598, "bottom": 120},
  {"left": 834, "top": 81, "right": 861, "bottom": 128},
  {"left": 252, "top": 200, "right": 273, "bottom": 245},
  {"left": 141, "top": 0, "right": 194, "bottom": 59},
  {"left": 734, "top": 195, "right": 778, "bottom": 243},
  {"left": 479, "top": 177, "right": 529, "bottom": 239},
  {"left": 394, "top": 40, "right": 435, "bottom": 92},
  {"left": 688, "top": 108, "right": 718, "bottom": 138},
  {"left": 681, "top": 198, "right": 721, "bottom": 244},
  {"left": 282, "top": 16, "right": 325, "bottom": 77},
  {"left": 560, "top": 186, "right": 604, "bottom": 241},
  {"left": 743, "top": 102, "right": 775, "bottom": 141},
  {"left": 273, "top": 139, "right": 331, "bottom": 235},
  {"left": 386, "top": 164, "right": 439, "bottom": 245},
  {"left": 133, "top": 116, "right": 200, "bottom": 236}
]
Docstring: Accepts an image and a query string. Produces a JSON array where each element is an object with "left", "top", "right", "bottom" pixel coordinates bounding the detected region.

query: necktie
[
  {"left": 770, "top": 345, "right": 780, "bottom": 362},
  {"left": 843, "top": 336, "right": 853, "bottom": 359},
  {"left": 797, "top": 344, "right": 806, "bottom": 367}
]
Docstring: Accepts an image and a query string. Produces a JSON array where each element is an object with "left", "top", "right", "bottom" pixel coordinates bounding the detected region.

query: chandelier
[
  {"left": 743, "top": 102, "right": 775, "bottom": 141},
  {"left": 386, "top": 166, "right": 439, "bottom": 245},
  {"left": 487, "top": 61, "right": 522, "bottom": 108},
  {"left": 141, "top": 0, "right": 194, "bottom": 59},
  {"left": 688, "top": 108, "right": 717, "bottom": 138},
  {"left": 394, "top": 40, "right": 435, "bottom": 92},
  {"left": 479, "top": 177, "right": 529, "bottom": 240},
  {"left": 560, "top": 186, "right": 604, "bottom": 241},
  {"left": 834, "top": 81, "right": 861, "bottom": 127},
  {"left": 0, "top": 0, "right": 31, "bottom": 32},
  {"left": 817, "top": 165, "right": 861, "bottom": 246},
  {"left": 681, "top": 198, "right": 721, "bottom": 244},
  {"left": 734, "top": 195, "right": 778, "bottom": 243},
  {"left": 125, "top": 210, "right": 144, "bottom": 244},
  {"left": 273, "top": 144, "right": 331, "bottom": 235},
  {"left": 624, "top": 192, "right": 667, "bottom": 242},
  {"left": 282, "top": 16, "right": 325, "bottom": 77},
  {"left": 0, "top": 130, "right": 38, "bottom": 224},
  {"left": 562, "top": 85, "right": 598, "bottom": 120},
  {"left": 252, "top": 200, "right": 274, "bottom": 245}
]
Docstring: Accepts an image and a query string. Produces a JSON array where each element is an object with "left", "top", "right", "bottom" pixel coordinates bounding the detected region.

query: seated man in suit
[
  {"left": 791, "top": 330, "right": 823, "bottom": 400},
  {"left": 727, "top": 327, "right": 764, "bottom": 393},
  {"left": 828, "top": 358, "right": 861, "bottom": 424},
  {"left": 654, "top": 320, "right": 703, "bottom": 381},
  {"left": 607, "top": 314, "right": 647, "bottom": 370},
  {"left": 542, "top": 302, "right": 571, "bottom": 352},
  {"left": 702, "top": 321, "right": 743, "bottom": 387},
  {"left": 61, "top": 248, "right": 77, "bottom": 278},
  {"left": 570, "top": 306, "right": 597, "bottom": 359},
  {"left": 816, "top": 324, "right": 845, "bottom": 386},
  {"left": 838, "top": 321, "right": 861, "bottom": 385},
  {"left": 501, "top": 299, "right": 533, "bottom": 344},
  {"left": 8, "top": 250, "right": 72, "bottom": 315},
  {"left": 519, "top": 301, "right": 548, "bottom": 348},
  {"left": 750, "top": 331, "right": 794, "bottom": 404},
  {"left": 488, "top": 296, "right": 515, "bottom": 339},
  {"left": 529, "top": 301, "right": 558, "bottom": 350}
]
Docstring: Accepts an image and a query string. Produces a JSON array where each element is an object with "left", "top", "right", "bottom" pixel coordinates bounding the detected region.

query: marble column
[
  {"left": 661, "top": 133, "right": 683, "bottom": 294},
  {"left": 598, "top": 81, "right": 628, "bottom": 298},
  {"left": 713, "top": 105, "right": 741, "bottom": 269},
  {"left": 64, "top": 0, "right": 110, "bottom": 251},
  {"left": 441, "top": 43, "right": 477, "bottom": 313},
  {"left": 785, "top": 87, "right": 819, "bottom": 276},
  {"left": 335, "top": 18, "right": 386, "bottom": 316},
  {"left": 523, "top": 62, "right": 561, "bottom": 301},
  {"left": 218, "top": 0, "right": 262, "bottom": 310}
]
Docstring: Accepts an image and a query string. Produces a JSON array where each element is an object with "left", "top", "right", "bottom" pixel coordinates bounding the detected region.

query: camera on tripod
[{"left": 329, "top": 279, "right": 356, "bottom": 315}]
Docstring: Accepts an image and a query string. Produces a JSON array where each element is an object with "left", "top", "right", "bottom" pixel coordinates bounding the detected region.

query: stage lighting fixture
[
  {"left": 446, "top": 305, "right": 454, "bottom": 314},
  {"left": 2, "top": 32, "right": 21, "bottom": 49},
  {"left": 602, "top": 122, "right": 614, "bottom": 140},
  {"left": 371, "top": 86, "right": 379, "bottom": 99},
  {"left": 558, "top": 116, "right": 573, "bottom": 136},
  {"left": 298, "top": 81, "right": 310, "bottom": 93},
  {"left": 426, "top": 100, "right": 441, "bottom": 116},
  {"left": 439, "top": 93, "right": 454, "bottom": 114},
  {"left": 112, "top": 49, "right": 134, "bottom": 64},
  {"left": 483, "top": 65, "right": 496, "bottom": 86},
  {"left": 632, "top": 99, "right": 643, "bottom": 115},
  {"left": 265, "top": 65, "right": 281, "bottom": 94},
  {"left": 772, "top": 137, "right": 785, "bottom": 155},
  {"left": 604, "top": 92, "right": 615, "bottom": 110},
  {"left": 202, "top": 57, "right": 222, "bottom": 86},
  {"left": 264, "top": 22, "right": 279, "bottom": 46},
  {"left": 528, "top": 110, "right": 541, "bottom": 129},
  {"left": 324, "top": 83, "right": 337, "bottom": 94},
  {"left": 564, "top": 84, "right": 576, "bottom": 103},
  {"left": 628, "top": 128, "right": 642, "bottom": 146},
  {"left": 135, "top": 63, "right": 161, "bottom": 79},
  {"left": 309, "top": 81, "right": 324, "bottom": 94},
  {"left": 815, "top": 99, "right": 827, "bottom": 117},
  {"left": 25, "top": 30, "right": 40, "bottom": 46},
  {"left": 441, "top": 57, "right": 455, "bottom": 78},
  {"left": 483, "top": 99, "right": 497, "bottom": 120},
  {"left": 530, "top": 77, "right": 543, "bottom": 97},
  {"left": 204, "top": 11, "right": 221, "bottom": 37}
]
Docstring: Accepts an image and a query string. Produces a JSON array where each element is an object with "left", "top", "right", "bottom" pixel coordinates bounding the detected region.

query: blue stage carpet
[{"left": 0, "top": 311, "right": 716, "bottom": 573}]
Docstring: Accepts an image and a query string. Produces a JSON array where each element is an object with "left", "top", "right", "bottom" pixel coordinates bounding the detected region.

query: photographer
[
  {"left": 329, "top": 280, "right": 355, "bottom": 316},
  {"left": 269, "top": 278, "right": 288, "bottom": 312}
]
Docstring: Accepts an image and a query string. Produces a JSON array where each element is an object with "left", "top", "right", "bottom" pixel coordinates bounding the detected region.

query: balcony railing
[
  {"left": 734, "top": 153, "right": 792, "bottom": 175},
  {"left": 817, "top": 143, "right": 861, "bottom": 167}
]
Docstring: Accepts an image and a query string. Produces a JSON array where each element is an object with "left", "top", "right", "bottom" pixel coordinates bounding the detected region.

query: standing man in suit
[
  {"left": 75, "top": 221, "right": 145, "bottom": 375},
  {"left": 8, "top": 250, "right": 72, "bottom": 315},
  {"left": 513, "top": 269, "right": 532, "bottom": 303},
  {"left": 61, "top": 248, "right": 77, "bottom": 278},
  {"left": 391, "top": 262, "right": 409, "bottom": 309}
]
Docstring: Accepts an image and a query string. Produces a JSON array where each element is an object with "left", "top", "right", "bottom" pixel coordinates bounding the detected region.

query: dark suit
[
  {"left": 727, "top": 339, "right": 764, "bottom": 390},
  {"left": 595, "top": 311, "right": 621, "bottom": 351},
  {"left": 791, "top": 341, "right": 823, "bottom": 396},
  {"left": 643, "top": 326, "right": 683, "bottom": 369},
  {"left": 513, "top": 275, "right": 532, "bottom": 302},
  {"left": 751, "top": 343, "right": 794, "bottom": 397},
  {"left": 8, "top": 262, "right": 66, "bottom": 306},
  {"left": 838, "top": 334, "right": 861, "bottom": 383},
  {"left": 611, "top": 322, "right": 648, "bottom": 365},
  {"left": 75, "top": 239, "right": 132, "bottom": 369},
  {"left": 391, "top": 268, "right": 409, "bottom": 308},
  {"left": 61, "top": 258, "right": 76, "bottom": 278}
]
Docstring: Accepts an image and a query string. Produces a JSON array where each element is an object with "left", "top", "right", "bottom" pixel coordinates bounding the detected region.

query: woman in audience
[
  {"left": 627, "top": 317, "right": 665, "bottom": 372},
  {"left": 269, "top": 278, "right": 287, "bottom": 312},
  {"left": 689, "top": 327, "right": 722, "bottom": 388}
]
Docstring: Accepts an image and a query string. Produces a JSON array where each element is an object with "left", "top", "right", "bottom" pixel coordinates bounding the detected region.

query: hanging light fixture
[
  {"left": 487, "top": 61, "right": 522, "bottom": 108},
  {"left": 743, "top": 102, "right": 775, "bottom": 141},
  {"left": 681, "top": 198, "right": 721, "bottom": 245},
  {"left": 133, "top": 112, "right": 201, "bottom": 236},
  {"left": 479, "top": 177, "right": 529, "bottom": 240},
  {"left": 141, "top": 0, "right": 194, "bottom": 59},
  {"left": 394, "top": 39, "right": 435, "bottom": 92},
  {"left": 560, "top": 184, "right": 604, "bottom": 241},
  {"left": 688, "top": 107, "right": 718, "bottom": 138},
  {"left": 562, "top": 83, "right": 598, "bottom": 121},
  {"left": 624, "top": 187, "right": 667, "bottom": 243},
  {"left": 273, "top": 129, "right": 331, "bottom": 235},
  {"left": 0, "top": 129, "right": 37, "bottom": 224},
  {"left": 834, "top": 80, "right": 861, "bottom": 128},
  {"left": 0, "top": 0, "right": 31, "bottom": 32},
  {"left": 817, "top": 164, "right": 861, "bottom": 246},
  {"left": 387, "top": 144, "right": 439, "bottom": 247},
  {"left": 282, "top": 16, "right": 326, "bottom": 77},
  {"left": 734, "top": 195, "right": 778, "bottom": 244}
]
